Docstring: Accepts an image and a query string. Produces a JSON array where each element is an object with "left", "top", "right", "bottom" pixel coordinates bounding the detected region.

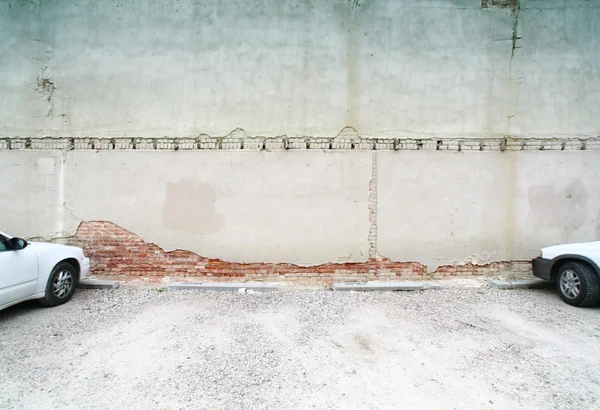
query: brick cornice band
[{"left": 1, "top": 136, "right": 598, "bottom": 152}]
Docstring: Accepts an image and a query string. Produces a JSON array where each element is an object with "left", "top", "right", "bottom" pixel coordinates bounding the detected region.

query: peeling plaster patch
[
  {"left": 52, "top": 221, "right": 532, "bottom": 281},
  {"left": 224, "top": 127, "right": 247, "bottom": 140},
  {"left": 36, "top": 77, "right": 54, "bottom": 94},
  {"left": 163, "top": 179, "right": 224, "bottom": 235},
  {"left": 36, "top": 75, "right": 55, "bottom": 117},
  {"left": 482, "top": 0, "right": 519, "bottom": 10},
  {"left": 335, "top": 126, "right": 360, "bottom": 139},
  {"left": 457, "top": 253, "right": 496, "bottom": 266}
]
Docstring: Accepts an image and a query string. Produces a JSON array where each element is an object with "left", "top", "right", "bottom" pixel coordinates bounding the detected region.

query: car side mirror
[{"left": 9, "top": 237, "right": 28, "bottom": 251}]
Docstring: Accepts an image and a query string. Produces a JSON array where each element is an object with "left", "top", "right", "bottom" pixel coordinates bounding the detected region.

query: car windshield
[{"left": 0, "top": 234, "right": 8, "bottom": 251}]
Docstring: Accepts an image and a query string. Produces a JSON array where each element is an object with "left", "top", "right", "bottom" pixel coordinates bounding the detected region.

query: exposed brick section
[
  {"left": 92, "top": 138, "right": 114, "bottom": 150},
  {"left": 1, "top": 134, "right": 599, "bottom": 152},
  {"left": 9, "top": 138, "right": 27, "bottom": 150},
  {"left": 30, "top": 138, "right": 73, "bottom": 150},
  {"left": 308, "top": 138, "right": 330, "bottom": 149},
  {"left": 114, "top": 138, "right": 134, "bottom": 150},
  {"left": 287, "top": 137, "right": 307, "bottom": 149},
  {"left": 57, "top": 221, "right": 532, "bottom": 282},
  {"left": 435, "top": 261, "right": 531, "bottom": 276},
  {"left": 74, "top": 138, "right": 93, "bottom": 150}
]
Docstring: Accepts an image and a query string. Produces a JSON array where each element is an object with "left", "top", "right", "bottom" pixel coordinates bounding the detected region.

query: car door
[{"left": 0, "top": 234, "right": 39, "bottom": 306}]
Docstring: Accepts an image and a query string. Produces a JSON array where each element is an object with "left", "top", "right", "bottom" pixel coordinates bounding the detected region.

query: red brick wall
[{"left": 62, "top": 221, "right": 532, "bottom": 282}]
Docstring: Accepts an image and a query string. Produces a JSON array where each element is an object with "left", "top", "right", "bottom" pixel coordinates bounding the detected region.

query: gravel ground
[{"left": 1, "top": 285, "right": 600, "bottom": 409}]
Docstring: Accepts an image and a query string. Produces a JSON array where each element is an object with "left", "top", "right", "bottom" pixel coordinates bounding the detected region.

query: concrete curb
[
  {"left": 332, "top": 281, "right": 442, "bottom": 291},
  {"left": 490, "top": 279, "right": 554, "bottom": 290},
  {"left": 77, "top": 279, "right": 120, "bottom": 290},
  {"left": 168, "top": 282, "right": 279, "bottom": 292}
]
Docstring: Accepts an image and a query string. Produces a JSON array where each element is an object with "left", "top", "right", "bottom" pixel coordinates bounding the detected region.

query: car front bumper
[
  {"left": 532, "top": 257, "right": 553, "bottom": 281},
  {"left": 80, "top": 257, "right": 91, "bottom": 280}
]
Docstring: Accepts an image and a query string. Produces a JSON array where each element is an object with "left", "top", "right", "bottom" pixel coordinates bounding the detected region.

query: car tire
[
  {"left": 39, "top": 262, "right": 77, "bottom": 307},
  {"left": 556, "top": 261, "right": 600, "bottom": 307}
]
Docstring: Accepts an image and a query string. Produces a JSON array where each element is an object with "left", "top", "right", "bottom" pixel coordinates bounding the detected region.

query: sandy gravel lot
[{"left": 1, "top": 285, "right": 600, "bottom": 409}]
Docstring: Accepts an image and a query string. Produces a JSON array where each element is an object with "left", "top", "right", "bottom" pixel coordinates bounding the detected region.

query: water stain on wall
[
  {"left": 528, "top": 180, "right": 588, "bottom": 240},
  {"left": 163, "top": 179, "right": 224, "bottom": 235}
]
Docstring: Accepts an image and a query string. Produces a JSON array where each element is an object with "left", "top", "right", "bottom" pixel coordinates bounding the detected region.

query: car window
[{"left": 0, "top": 232, "right": 10, "bottom": 251}]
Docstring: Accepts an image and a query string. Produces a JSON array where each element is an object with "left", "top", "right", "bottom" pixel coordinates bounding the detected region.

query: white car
[
  {"left": 0, "top": 231, "right": 90, "bottom": 311},
  {"left": 533, "top": 241, "right": 600, "bottom": 307}
]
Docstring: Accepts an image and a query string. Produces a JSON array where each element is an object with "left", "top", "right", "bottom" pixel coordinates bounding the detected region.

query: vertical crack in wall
[
  {"left": 368, "top": 152, "right": 378, "bottom": 260},
  {"left": 506, "top": 0, "right": 521, "bottom": 134},
  {"left": 510, "top": 1, "right": 521, "bottom": 57}
]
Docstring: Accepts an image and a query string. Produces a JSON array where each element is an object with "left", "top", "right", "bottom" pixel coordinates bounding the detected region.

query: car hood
[
  {"left": 27, "top": 241, "right": 83, "bottom": 254},
  {"left": 542, "top": 241, "right": 600, "bottom": 258}
]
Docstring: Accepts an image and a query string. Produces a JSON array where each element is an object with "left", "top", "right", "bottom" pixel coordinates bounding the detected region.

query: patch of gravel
[{"left": 1, "top": 287, "right": 600, "bottom": 409}]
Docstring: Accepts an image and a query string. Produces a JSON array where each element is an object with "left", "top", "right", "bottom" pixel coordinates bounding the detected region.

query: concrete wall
[
  {"left": 2, "top": 148, "right": 599, "bottom": 269},
  {"left": 378, "top": 151, "right": 600, "bottom": 267},
  {"left": 1, "top": 149, "right": 371, "bottom": 265},
  {"left": 0, "top": 0, "right": 599, "bottom": 139},
  {"left": 1, "top": 0, "right": 599, "bottom": 272}
]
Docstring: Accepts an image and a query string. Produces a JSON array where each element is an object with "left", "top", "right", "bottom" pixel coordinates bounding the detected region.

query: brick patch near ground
[{"left": 50, "top": 221, "right": 532, "bottom": 283}]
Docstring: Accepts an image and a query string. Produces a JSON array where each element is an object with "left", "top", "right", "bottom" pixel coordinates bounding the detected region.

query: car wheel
[
  {"left": 556, "top": 261, "right": 600, "bottom": 307},
  {"left": 39, "top": 262, "right": 77, "bottom": 307}
]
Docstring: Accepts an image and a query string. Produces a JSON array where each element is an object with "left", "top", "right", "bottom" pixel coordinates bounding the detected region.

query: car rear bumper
[
  {"left": 532, "top": 257, "right": 553, "bottom": 281},
  {"left": 80, "top": 257, "right": 91, "bottom": 280}
]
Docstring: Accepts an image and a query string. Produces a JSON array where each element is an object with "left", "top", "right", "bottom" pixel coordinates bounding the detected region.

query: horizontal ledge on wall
[{"left": 1, "top": 136, "right": 599, "bottom": 152}]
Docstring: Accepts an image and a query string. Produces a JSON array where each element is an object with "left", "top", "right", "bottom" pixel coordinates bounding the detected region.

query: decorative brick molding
[
  {"left": 1, "top": 133, "right": 598, "bottom": 152},
  {"left": 49, "top": 221, "right": 532, "bottom": 282}
]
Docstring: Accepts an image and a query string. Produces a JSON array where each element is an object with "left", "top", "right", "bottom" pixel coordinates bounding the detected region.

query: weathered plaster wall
[
  {"left": 0, "top": 150, "right": 372, "bottom": 265},
  {"left": 64, "top": 151, "right": 372, "bottom": 265},
  {"left": 1, "top": 0, "right": 599, "bottom": 273},
  {"left": 0, "top": 150, "right": 65, "bottom": 236},
  {"left": 378, "top": 151, "right": 600, "bottom": 268},
  {"left": 2, "top": 147, "right": 599, "bottom": 269},
  {"left": 512, "top": 1, "right": 600, "bottom": 137},
  {"left": 1, "top": 0, "right": 598, "bottom": 138}
]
